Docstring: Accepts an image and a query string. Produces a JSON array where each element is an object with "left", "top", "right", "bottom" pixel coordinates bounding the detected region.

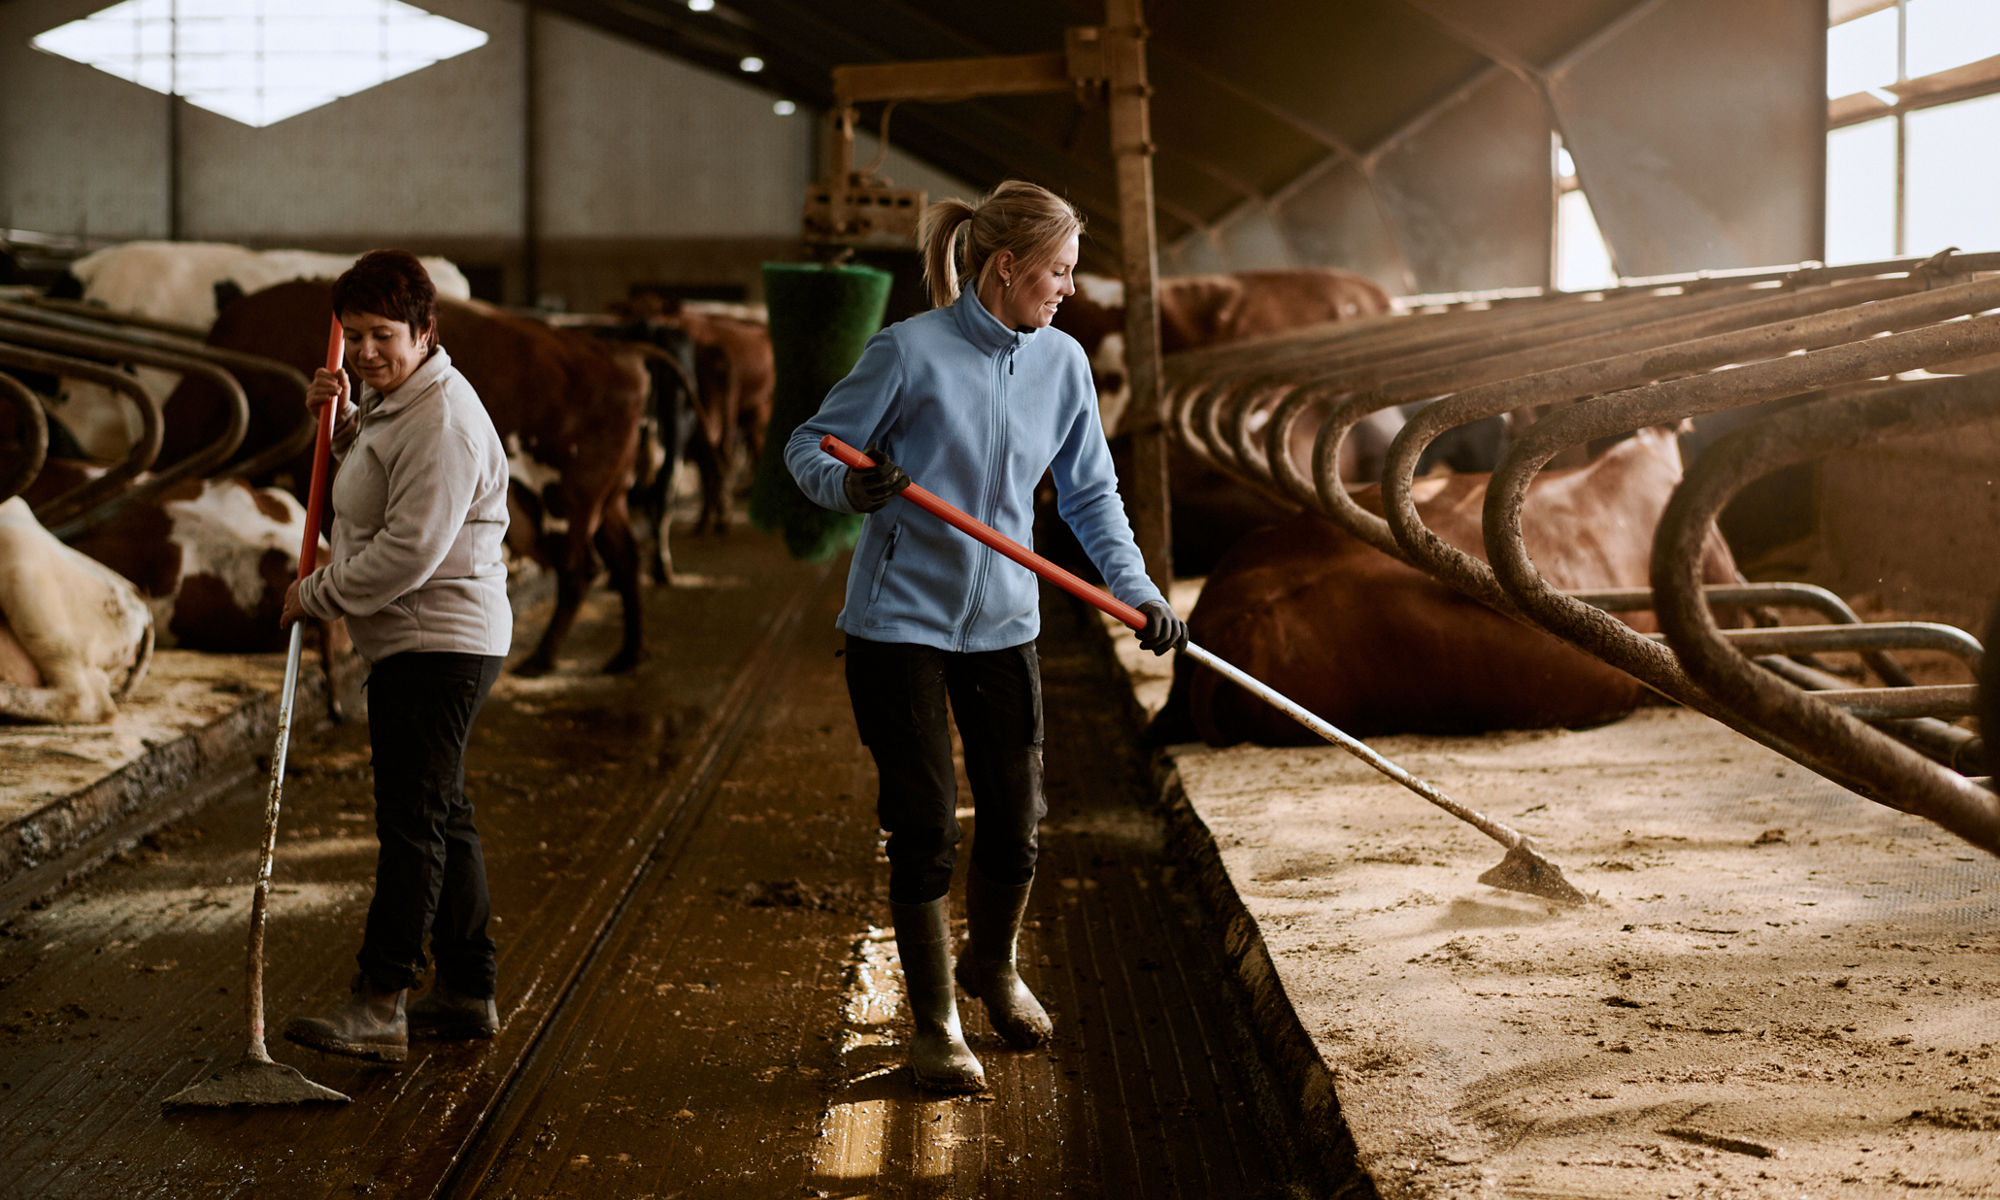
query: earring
[{"left": 1003, "top": 277, "right": 1012, "bottom": 287}]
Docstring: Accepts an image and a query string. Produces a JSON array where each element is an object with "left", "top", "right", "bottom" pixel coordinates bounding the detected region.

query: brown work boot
[
  {"left": 284, "top": 977, "right": 408, "bottom": 1063},
  {"left": 407, "top": 980, "right": 499, "bottom": 1040}
]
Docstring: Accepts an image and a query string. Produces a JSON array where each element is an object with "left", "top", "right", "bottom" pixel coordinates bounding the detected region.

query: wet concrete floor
[{"left": 0, "top": 524, "right": 1340, "bottom": 1198}]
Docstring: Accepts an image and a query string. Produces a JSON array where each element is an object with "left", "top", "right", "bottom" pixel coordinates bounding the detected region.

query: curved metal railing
[{"left": 1160, "top": 250, "right": 2000, "bottom": 856}]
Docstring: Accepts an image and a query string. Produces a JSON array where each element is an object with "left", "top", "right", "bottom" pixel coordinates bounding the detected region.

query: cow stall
[
  {"left": 1157, "top": 250, "right": 2000, "bottom": 861},
  {"left": 0, "top": 297, "right": 305, "bottom": 527}
]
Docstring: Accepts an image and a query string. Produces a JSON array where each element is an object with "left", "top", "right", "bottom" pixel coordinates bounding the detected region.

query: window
[
  {"left": 1826, "top": 117, "right": 1898, "bottom": 263},
  {"left": 1827, "top": 7, "right": 1898, "bottom": 98},
  {"left": 1905, "top": 91, "right": 2000, "bottom": 254},
  {"left": 1825, "top": 0, "right": 2000, "bottom": 263},
  {"left": 1553, "top": 142, "right": 1616, "bottom": 291},
  {"left": 31, "top": 0, "right": 488, "bottom": 128},
  {"left": 1905, "top": 0, "right": 2000, "bottom": 80}
]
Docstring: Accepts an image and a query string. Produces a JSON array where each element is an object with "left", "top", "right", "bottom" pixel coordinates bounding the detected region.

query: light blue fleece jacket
[{"left": 786, "top": 286, "right": 1163, "bottom": 652}]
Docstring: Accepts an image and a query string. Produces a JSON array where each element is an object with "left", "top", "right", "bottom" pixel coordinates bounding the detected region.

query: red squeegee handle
[
  {"left": 819, "top": 434, "right": 1147, "bottom": 631},
  {"left": 297, "top": 313, "right": 343, "bottom": 578}
]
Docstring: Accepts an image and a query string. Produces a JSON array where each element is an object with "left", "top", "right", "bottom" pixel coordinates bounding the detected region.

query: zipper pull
[{"left": 1008, "top": 347, "right": 1015, "bottom": 375}]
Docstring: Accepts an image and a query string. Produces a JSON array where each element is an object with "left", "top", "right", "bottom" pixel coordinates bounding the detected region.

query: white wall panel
[
  {"left": 1166, "top": 231, "right": 1227, "bottom": 276},
  {"left": 2, "top": 0, "right": 173, "bottom": 238},
  {"left": 536, "top": 13, "right": 809, "bottom": 239},
  {"left": 181, "top": 0, "right": 522, "bottom": 240},
  {"left": 1371, "top": 68, "right": 1554, "bottom": 294},
  {"left": 2, "top": 0, "right": 826, "bottom": 256},
  {"left": 1551, "top": 0, "right": 1825, "bottom": 275},
  {"left": 1270, "top": 160, "right": 1415, "bottom": 294}
]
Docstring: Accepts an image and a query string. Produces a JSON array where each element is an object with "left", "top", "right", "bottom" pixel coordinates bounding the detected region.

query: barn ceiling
[
  {"left": 532, "top": 0, "right": 1656, "bottom": 268},
  {"left": 523, "top": 0, "right": 1828, "bottom": 293}
]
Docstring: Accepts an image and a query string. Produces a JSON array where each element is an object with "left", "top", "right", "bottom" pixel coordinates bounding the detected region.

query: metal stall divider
[
  {"left": 0, "top": 317, "right": 251, "bottom": 536},
  {"left": 0, "top": 372, "right": 49, "bottom": 503},
  {"left": 1476, "top": 310, "right": 2000, "bottom": 847},
  {"left": 1650, "top": 372, "right": 2000, "bottom": 856},
  {"left": 0, "top": 299, "right": 313, "bottom": 485},
  {"left": 0, "top": 342, "right": 164, "bottom": 528},
  {"left": 1154, "top": 250, "right": 2000, "bottom": 860}
]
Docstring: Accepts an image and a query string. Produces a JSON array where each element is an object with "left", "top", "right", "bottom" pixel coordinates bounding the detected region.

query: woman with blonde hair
[{"left": 786, "top": 181, "right": 1185, "bottom": 1092}]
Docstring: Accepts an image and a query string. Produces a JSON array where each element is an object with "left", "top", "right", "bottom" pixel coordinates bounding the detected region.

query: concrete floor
[
  {"left": 11, "top": 515, "right": 1996, "bottom": 1198},
  {"left": 0, "top": 524, "right": 1332, "bottom": 1199}
]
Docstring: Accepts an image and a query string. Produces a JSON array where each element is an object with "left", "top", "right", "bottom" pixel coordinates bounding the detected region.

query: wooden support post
[{"left": 1104, "top": 0, "right": 1172, "bottom": 589}]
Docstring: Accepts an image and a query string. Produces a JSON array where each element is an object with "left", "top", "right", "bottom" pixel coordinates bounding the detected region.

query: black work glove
[
  {"left": 843, "top": 445, "right": 911, "bottom": 514},
  {"left": 1136, "top": 599, "right": 1188, "bottom": 656}
]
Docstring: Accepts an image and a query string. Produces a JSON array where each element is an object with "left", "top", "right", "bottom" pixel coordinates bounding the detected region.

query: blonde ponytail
[
  {"left": 917, "top": 197, "right": 978, "bottom": 309},
  {"left": 915, "top": 181, "right": 1083, "bottom": 310}
]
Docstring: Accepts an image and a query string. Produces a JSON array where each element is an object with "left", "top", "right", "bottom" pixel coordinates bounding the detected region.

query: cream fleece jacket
[{"left": 296, "top": 347, "right": 512, "bottom": 663}]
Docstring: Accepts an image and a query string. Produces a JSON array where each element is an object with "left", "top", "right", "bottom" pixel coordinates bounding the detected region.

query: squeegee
[{"left": 165, "top": 315, "right": 353, "bottom": 1107}]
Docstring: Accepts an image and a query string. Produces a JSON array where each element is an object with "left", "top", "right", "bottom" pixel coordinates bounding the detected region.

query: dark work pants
[
  {"left": 356, "top": 651, "right": 504, "bottom": 997},
  {"left": 843, "top": 635, "right": 1045, "bottom": 905}
]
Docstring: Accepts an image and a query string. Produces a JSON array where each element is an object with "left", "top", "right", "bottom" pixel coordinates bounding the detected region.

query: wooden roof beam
[{"left": 833, "top": 52, "right": 1071, "bottom": 107}]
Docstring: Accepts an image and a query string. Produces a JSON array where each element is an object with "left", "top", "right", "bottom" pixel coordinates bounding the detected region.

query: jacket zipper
[
  {"left": 956, "top": 344, "right": 1012, "bottom": 649},
  {"left": 868, "top": 523, "right": 900, "bottom": 605}
]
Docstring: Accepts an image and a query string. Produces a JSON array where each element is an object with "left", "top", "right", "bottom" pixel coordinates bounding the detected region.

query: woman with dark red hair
[{"left": 279, "top": 249, "right": 513, "bottom": 1063}]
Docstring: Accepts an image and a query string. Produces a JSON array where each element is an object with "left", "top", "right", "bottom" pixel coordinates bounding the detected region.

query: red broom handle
[
  {"left": 298, "top": 314, "right": 342, "bottom": 577},
  {"left": 818, "top": 443, "right": 1577, "bottom": 882},
  {"left": 819, "top": 434, "right": 1147, "bottom": 630}
]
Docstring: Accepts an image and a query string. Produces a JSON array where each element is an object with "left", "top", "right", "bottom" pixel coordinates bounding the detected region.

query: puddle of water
[
  {"left": 816, "top": 926, "right": 916, "bottom": 1183},
  {"left": 812, "top": 925, "right": 982, "bottom": 1188},
  {"left": 664, "top": 573, "right": 750, "bottom": 590}
]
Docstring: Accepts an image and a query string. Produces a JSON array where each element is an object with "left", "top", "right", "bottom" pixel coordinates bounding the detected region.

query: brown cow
[
  {"left": 168, "top": 280, "right": 649, "bottom": 676},
  {"left": 1155, "top": 427, "right": 1740, "bottom": 746},
  {"left": 662, "top": 309, "right": 774, "bottom": 535},
  {"left": 1057, "top": 267, "right": 1396, "bottom": 416},
  {"left": 1052, "top": 268, "right": 1403, "bottom": 577}
]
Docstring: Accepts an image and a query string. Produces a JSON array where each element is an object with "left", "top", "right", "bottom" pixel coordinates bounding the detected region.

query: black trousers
[
  {"left": 356, "top": 651, "right": 504, "bottom": 996},
  {"left": 843, "top": 635, "right": 1045, "bottom": 905}
]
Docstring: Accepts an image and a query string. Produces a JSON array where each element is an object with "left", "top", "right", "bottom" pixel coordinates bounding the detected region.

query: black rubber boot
[
  {"left": 283, "top": 977, "right": 408, "bottom": 1063},
  {"left": 407, "top": 979, "right": 499, "bottom": 1040},
  {"left": 891, "top": 898, "right": 985, "bottom": 1093},
  {"left": 954, "top": 867, "right": 1053, "bottom": 1048}
]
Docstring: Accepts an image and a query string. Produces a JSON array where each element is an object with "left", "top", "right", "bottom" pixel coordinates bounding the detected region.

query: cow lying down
[
  {"left": 0, "top": 497, "right": 153, "bottom": 724},
  {"left": 1154, "top": 426, "right": 1740, "bottom": 746},
  {"left": 20, "top": 464, "right": 353, "bottom": 717}
]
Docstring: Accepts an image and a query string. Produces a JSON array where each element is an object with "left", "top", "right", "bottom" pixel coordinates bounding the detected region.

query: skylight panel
[{"left": 32, "top": 0, "right": 488, "bottom": 127}]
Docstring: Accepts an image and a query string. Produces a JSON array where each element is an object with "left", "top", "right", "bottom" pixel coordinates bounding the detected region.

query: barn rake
[
  {"left": 164, "top": 314, "right": 351, "bottom": 1108},
  {"left": 819, "top": 436, "right": 1589, "bottom": 906}
]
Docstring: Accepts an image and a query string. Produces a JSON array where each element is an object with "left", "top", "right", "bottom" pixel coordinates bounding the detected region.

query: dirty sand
[
  {"left": 0, "top": 650, "right": 290, "bottom": 830},
  {"left": 1108, "top": 600, "right": 2000, "bottom": 1199}
]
